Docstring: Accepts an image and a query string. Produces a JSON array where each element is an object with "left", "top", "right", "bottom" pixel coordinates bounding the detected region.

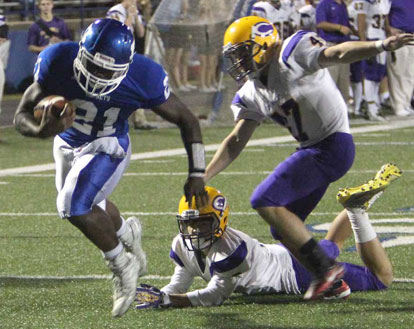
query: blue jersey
[{"left": 34, "top": 42, "right": 169, "bottom": 147}]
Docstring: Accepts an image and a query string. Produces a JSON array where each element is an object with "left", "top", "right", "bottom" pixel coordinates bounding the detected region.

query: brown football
[{"left": 33, "top": 95, "right": 70, "bottom": 123}]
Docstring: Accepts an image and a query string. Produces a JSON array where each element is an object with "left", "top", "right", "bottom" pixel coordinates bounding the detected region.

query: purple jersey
[
  {"left": 27, "top": 17, "right": 72, "bottom": 47},
  {"left": 388, "top": 0, "right": 414, "bottom": 33},
  {"left": 316, "top": 0, "right": 351, "bottom": 43}
]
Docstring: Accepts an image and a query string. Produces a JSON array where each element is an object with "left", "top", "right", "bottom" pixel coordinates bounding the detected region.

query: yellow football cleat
[{"left": 337, "top": 163, "right": 402, "bottom": 210}]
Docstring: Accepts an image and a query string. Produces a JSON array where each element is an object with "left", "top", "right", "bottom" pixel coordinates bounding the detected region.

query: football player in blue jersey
[{"left": 13, "top": 18, "right": 207, "bottom": 317}]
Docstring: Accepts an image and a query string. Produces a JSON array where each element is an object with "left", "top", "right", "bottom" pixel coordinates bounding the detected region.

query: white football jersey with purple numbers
[
  {"left": 161, "top": 227, "right": 299, "bottom": 307},
  {"left": 347, "top": 1, "right": 359, "bottom": 31},
  {"left": 231, "top": 31, "right": 350, "bottom": 148},
  {"left": 251, "top": 1, "right": 294, "bottom": 40},
  {"left": 298, "top": 4, "right": 316, "bottom": 31},
  {"left": 354, "top": 0, "right": 391, "bottom": 40}
]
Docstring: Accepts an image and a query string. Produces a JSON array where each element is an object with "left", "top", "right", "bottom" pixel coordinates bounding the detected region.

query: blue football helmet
[{"left": 73, "top": 18, "right": 135, "bottom": 96}]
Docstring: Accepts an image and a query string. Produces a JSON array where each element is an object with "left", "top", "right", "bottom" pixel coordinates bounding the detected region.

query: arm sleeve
[
  {"left": 161, "top": 265, "right": 195, "bottom": 295},
  {"left": 186, "top": 275, "right": 238, "bottom": 307}
]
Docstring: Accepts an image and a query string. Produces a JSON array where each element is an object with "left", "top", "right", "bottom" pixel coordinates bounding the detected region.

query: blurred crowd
[{"left": 0, "top": 0, "right": 413, "bottom": 123}]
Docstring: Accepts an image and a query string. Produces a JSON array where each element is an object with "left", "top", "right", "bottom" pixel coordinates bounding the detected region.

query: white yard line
[
  {"left": 0, "top": 274, "right": 412, "bottom": 283},
  {"left": 1, "top": 120, "right": 414, "bottom": 177},
  {"left": 0, "top": 211, "right": 412, "bottom": 217},
  {"left": 6, "top": 169, "right": 414, "bottom": 178}
]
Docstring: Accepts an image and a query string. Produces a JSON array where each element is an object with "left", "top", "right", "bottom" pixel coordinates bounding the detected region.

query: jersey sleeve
[
  {"left": 285, "top": 31, "right": 327, "bottom": 74},
  {"left": 33, "top": 45, "right": 59, "bottom": 92},
  {"left": 231, "top": 82, "right": 266, "bottom": 123},
  {"left": 186, "top": 241, "right": 249, "bottom": 306},
  {"left": 161, "top": 237, "right": 195, "bottom": 294},
  {"left": 186, "top": 275, "right": 238, "bottom": 306},
  {"left": 161, "top": 265, "right": 195, "bottom": 295},
  {"left": 211, "top": 242, "right": 250, "bottom": 277},
  {"left": 130, "top": 57, "right": 170, "bottom": 109}
]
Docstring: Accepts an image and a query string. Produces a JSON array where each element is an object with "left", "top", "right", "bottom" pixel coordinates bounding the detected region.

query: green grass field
[{"left": 1, "top": 118, "right": 414, "bottom": 329}]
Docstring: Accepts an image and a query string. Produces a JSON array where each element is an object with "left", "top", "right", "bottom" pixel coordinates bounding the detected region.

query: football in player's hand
[{"left": 33, "top": 95, "right": 75, "bottom": 137}]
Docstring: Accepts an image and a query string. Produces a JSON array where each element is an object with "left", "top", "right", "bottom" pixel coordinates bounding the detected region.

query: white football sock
[
  {"left": 364, "top": 80, "right": 380, "bottom": 114},
  {"left": 351, "top": 82, "right": 363, "bottom": 113},
  {"left": 380, "top": 91, "right": 390, "bottom": 104},
  {"left": 346, "top": 208, "right": 377, "bottom": 243},
  {"left": 103, "top": 241, "right": 124, "bottom": 260},
  {"left": 116, "top": 216, "right": 127, "bottom": 237}
]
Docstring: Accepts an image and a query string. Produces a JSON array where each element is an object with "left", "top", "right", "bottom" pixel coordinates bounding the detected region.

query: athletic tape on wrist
[
  {"left": 161, "top": 293, "right": 172, "bottom": 307},
  {"left": 375, "top": 40, "right": 386, "bottom": 52},
  {"left": 185, "top": 142, "right": 206, "bottom": 175}
]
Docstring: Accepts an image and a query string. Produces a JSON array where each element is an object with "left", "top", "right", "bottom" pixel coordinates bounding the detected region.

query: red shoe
[
  {"left": 304, "top": 263, "right": 345, "bottom": 300},
  {"left": 323, "top": 279, "right": 351, "bottom": 300}
]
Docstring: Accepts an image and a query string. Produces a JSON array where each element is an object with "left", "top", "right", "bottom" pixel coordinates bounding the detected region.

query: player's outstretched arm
[
  {"left": 13, "top": 82, "right": 47, "bottom": 137},
  {"left": 152, "top": 93, "right": 207, "bottom": 207},
  {"left": 319, "top": 33, "right": 414, "bottom": 68},
  {"left": 204, "top": 119, "right": 259, "bottom": 183}
]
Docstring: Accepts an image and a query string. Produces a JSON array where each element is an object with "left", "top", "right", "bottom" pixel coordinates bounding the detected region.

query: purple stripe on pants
[{"left": 290, "top": 240, "right": 387, "bottom": 293}]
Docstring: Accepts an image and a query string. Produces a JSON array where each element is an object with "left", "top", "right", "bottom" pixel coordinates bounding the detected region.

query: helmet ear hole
[{"left": 263, "top": 43, "right": 268, "bottom": 50}]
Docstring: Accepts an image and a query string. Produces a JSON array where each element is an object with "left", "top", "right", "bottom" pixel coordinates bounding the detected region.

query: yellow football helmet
[
  {"left": 177, "top": 186, "right": 229, "bottom": 251},
  {"left": 223, "top": 16, "right": 279, "bottom": 82}
]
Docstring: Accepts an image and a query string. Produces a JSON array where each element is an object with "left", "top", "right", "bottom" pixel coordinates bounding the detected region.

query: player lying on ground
[
  {"left": 13, "top": 18, "right": 207, "bottom": 317},
  {"left": 135, "top": 164, "right": 402, "bottom": 308}
]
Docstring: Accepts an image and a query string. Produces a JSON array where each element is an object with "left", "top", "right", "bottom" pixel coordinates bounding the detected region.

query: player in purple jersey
[
  {"left": 27, "top": 0, "right": 72, "bottom": 54},
  {"left": 14, "top": 18, "right": 207, "bottom": 317},
  {"left": 204, "top": 16, "right": 413, "bottom": 301}
]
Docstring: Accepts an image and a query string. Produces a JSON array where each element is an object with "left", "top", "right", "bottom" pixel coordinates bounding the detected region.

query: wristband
[
  {"left": 375, "top": 40, "right": 386, "bottom": 52},
  {"left": 185, "top": 142, "right": 206, "bottom": 175},
  {"left": 161, "top": 292, "right": 172, "bottom": 307}
]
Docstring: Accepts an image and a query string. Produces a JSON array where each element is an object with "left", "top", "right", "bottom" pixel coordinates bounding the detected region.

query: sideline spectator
[
  {"left": 107, "top": 0, "right": 157, "bottom": 130},
  {"left": 0, "top": 12, "right": 10, "bottom": 116},
  {"left": 347, "top": 0, "right": 364, "bottom": 117},
  {"left": 386, "top": 0, "right": 414, "bottom": 117},
  {"left": 355, "top": 0, "right": 391, "bottom": 121},
  {"left": 316, "top": 0, "right": 354, "bottom": 104},
  {"left": 297, "top": 0, "right": 317, "bottom": 32},
  {"left": 251, "top": 1, "right": 296, "bottom": 41},
  {"left": 27, "top": 0, "right": 72, "bottom": 54}
]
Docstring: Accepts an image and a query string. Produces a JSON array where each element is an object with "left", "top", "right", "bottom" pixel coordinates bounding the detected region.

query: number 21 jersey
[{"left": 34, "top": 42, "right": 169, "bottom": 147}]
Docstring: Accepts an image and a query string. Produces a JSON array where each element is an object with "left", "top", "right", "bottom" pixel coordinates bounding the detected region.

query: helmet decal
[
  {"left": 212, "top": 195, "right": 227, "bottom": 217},
  {"left": 252, "top": 22, "right": 275, "bottom": 39},
  {"left": 177, "top": 186, "right": 229, "bottom": 251}
]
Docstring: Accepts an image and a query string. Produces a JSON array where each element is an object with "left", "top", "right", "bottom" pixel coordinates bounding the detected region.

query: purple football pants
[
  {"left": 350, "top": 60, "right": 363, "bottom": 83},
  {"left": 291, "top": 239, "right": 387, "bottom": 292},
  {"left": 250, "top": 132, "right": 355, "bottom": 240}
]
